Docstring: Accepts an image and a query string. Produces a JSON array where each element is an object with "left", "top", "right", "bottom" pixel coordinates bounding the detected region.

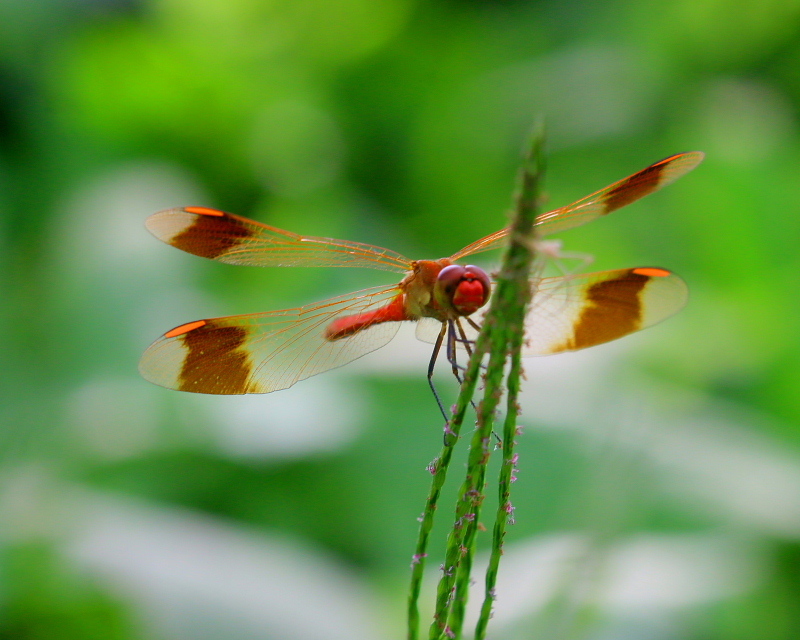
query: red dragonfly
[{"left": 140, "top": 152, "right": 702, "bottom": 414}]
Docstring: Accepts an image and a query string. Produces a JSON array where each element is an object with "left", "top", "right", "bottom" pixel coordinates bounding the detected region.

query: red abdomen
[{"left": 325, "top": 295, "right": 409, "bottom": 340}]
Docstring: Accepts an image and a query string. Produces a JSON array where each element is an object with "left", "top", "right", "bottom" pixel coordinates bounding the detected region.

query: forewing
[
  {"left": 449, "top": 152, "right": 704, "bottom": 261},
  {"left": 534, "top": 152, "right": 705, "bottom": 237},
  {"left": 140, "top": 286, "right": 405, "bottom": 394},
  {"left": 146, "top": 206, "right": 412, "bottom": 273},
  {"left": 523, "top": 267, "right": 687, "bottom": 355},
  {"left": 448, "top": 228, "right": 509, "bottom": 262}
]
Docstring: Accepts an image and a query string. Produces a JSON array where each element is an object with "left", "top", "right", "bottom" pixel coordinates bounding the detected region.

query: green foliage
[
  {"left": 0, "top": 543, "right": 136, "bottom": 640},
  {"left": 2, "top": 0, "right": 800, "bottom": 638}
]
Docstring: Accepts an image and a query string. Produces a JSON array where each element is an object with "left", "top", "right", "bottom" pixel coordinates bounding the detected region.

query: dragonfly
[{"left": 140, "top": 151, "right": 703, "bottom": 416}]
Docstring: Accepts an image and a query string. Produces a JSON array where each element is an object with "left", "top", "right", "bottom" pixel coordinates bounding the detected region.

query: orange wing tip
[
  {"left": 184, "top": 206, "right": 226, "bottom": 216},
  {"left": 658, "top": 151, "right": 705, "bottom": 166},
  {"left": 633, "top": 267, "right": 671, "bottom": 277},
  {"left": 165, "top": 319, "right": 207, "bottom": 338}
]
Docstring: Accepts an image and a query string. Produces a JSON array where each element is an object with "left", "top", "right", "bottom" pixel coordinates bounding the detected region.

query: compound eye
[
  {"left": 436, "top": 264, "right": 466, "bottom": 289},
  {"left": 463, "top": 265, "right": 491, "bottom": 295}
]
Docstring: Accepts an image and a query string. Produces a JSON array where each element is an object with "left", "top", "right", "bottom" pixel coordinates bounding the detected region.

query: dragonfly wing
[
  {"left": 449, "top": 152, "right": 704, "bottom": 261},
  {"left": 448, "top": 228, "right": 510, "bottom": 262},
  {"left": 416, "top": 268, "right": 686, "bottom": 356},
  {"left": 140, "top": 286, "right": 405, "bottom": 394},
  {"left": 523, "top": 267, "right": 687, "bottom": 355},
  {"left": 534, "top": 151, "right": 704, "bottom": 237},
  {"left": 146, "top": 206, "right": 412, "bottom": 273}
]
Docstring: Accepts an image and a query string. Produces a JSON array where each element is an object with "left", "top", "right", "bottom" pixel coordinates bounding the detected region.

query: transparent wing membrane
[
  {"left": 146, "top": 207, "right": 412, "bottom": 273},
  {"left": 142, "top": 153, "right": 699, "bottom": 395},
  {"left": 449, "top": 152, "right": 704, "bottom": 261},
  {"left": 415, "top": 268, "right": 687, "bottom": 356},
  {"left": 140, "top": 286, "right": 405, "bottom": 394}
]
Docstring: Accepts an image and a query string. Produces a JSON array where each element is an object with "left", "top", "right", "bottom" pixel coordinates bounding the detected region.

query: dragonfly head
[{"left": 435, "top": 264, "right": 491, "bottom": 316}]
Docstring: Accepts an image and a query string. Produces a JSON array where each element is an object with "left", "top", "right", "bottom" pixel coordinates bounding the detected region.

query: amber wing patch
[
  {"left": 174, "top": 320, "right": 259, "bottom": 394},
  {"left": 139, "top": 285, "right": 405, "bottom": 395},
  {"left": 448, "top": 152, "right": 704, "bottom": 259},
  {"left": 555, "top": 270, "right": 648, "bottom": 351},
  {"left": 603, "top": 162, "right": 666, "bottom": 214},
  {"left": 520, "top": 267, "right": 687, "bottom": 356},
  {"left": 169, "top": 211, "right": 254, "bottom": 260}
]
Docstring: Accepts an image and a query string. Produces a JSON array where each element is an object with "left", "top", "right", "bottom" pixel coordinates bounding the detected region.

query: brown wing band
[
  {"left": 603, "top": 160, "right": 667, "bottom": 214},
  {"left": 554, "top": 270, "right": 649, "bottom": 351},
  {"left": 178, "top": 321, "right": 258, "bottom": 394},
  {"left": 171, "top": 212, "right": 254, "bottom": 259}
]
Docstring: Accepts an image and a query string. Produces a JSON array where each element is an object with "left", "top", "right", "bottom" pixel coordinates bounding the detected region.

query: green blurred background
[{"left": 2, "top": 0, "right": 800, "bottom": 638}]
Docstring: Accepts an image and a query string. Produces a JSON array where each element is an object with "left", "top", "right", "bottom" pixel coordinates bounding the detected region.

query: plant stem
[
  {"left": 429, "top": 126, "right": 545, "bottom": 640},
  {"left": 407, "top": 124, "right": 544, "bottom": 640},
  {"left": 407, "top": 331, "right": 488, "bottom": 640},
  {"left": 474, "top": 335, "right": 525, "bottom": 639},
  {"left": 440, "top": 331, "right": 508, "bottom": 639},
  {"left": 474, "top": 125, "right": 545, "bottom": 639}
]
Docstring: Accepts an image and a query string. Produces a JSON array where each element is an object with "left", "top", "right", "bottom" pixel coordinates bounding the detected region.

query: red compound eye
[
  {"left": 436, "top": 264, "right": 466, "bottom": 288},
  {"left": 462, "top": 265, "right": 491, "bottom": 295},
  {"left": 436, "top": 264, "right": 491, "bottom": 316}
]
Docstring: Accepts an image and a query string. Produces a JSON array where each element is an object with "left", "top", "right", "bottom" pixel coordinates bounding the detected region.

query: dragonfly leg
[
  {"left": 427, "top": 322, "right": 450, "bottom": 423},
  {"left": 466, "top": 316, "right": 481, "bottom": 334},
  {"left": 458, "top": 317, "right": 489, "bottom": 371},
  {"left": 455, "top": 318, "right": 474, "bottom": 356},
  {"left": 458, "top": 319, "right": 500, "bottom": 444},
  {"left": 454, "top": 334, "right": 475, "bottom": 348},
  {"left": 447, "top": 320, "right": 484, "bottom": 422},
  {"left": 446, "top": 320, "right": 466, "bottom": 381}
]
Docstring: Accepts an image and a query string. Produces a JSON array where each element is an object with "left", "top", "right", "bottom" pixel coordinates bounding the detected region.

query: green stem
[
  {"left": 474, "top": 334, "right": 525, "bottom": 639},
  {"left": 474, "top": 125, "right": 545, "bottom": 639},
  {"left": 430, "top": 126, "right": 545, "bottom": 640},
  {"left": 407, "top": 331, "right": 488, "bottom": 640},
  {"left": 408, "top": 124, "right": 545, "bottom": 640},
  {"left": 442, "top": 337, "right": 508, "bottom": 639}
]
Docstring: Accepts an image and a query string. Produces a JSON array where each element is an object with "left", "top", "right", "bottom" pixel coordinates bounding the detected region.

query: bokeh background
[{"left": 2, "top": 0, "right": 800, "bottom": 638}]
